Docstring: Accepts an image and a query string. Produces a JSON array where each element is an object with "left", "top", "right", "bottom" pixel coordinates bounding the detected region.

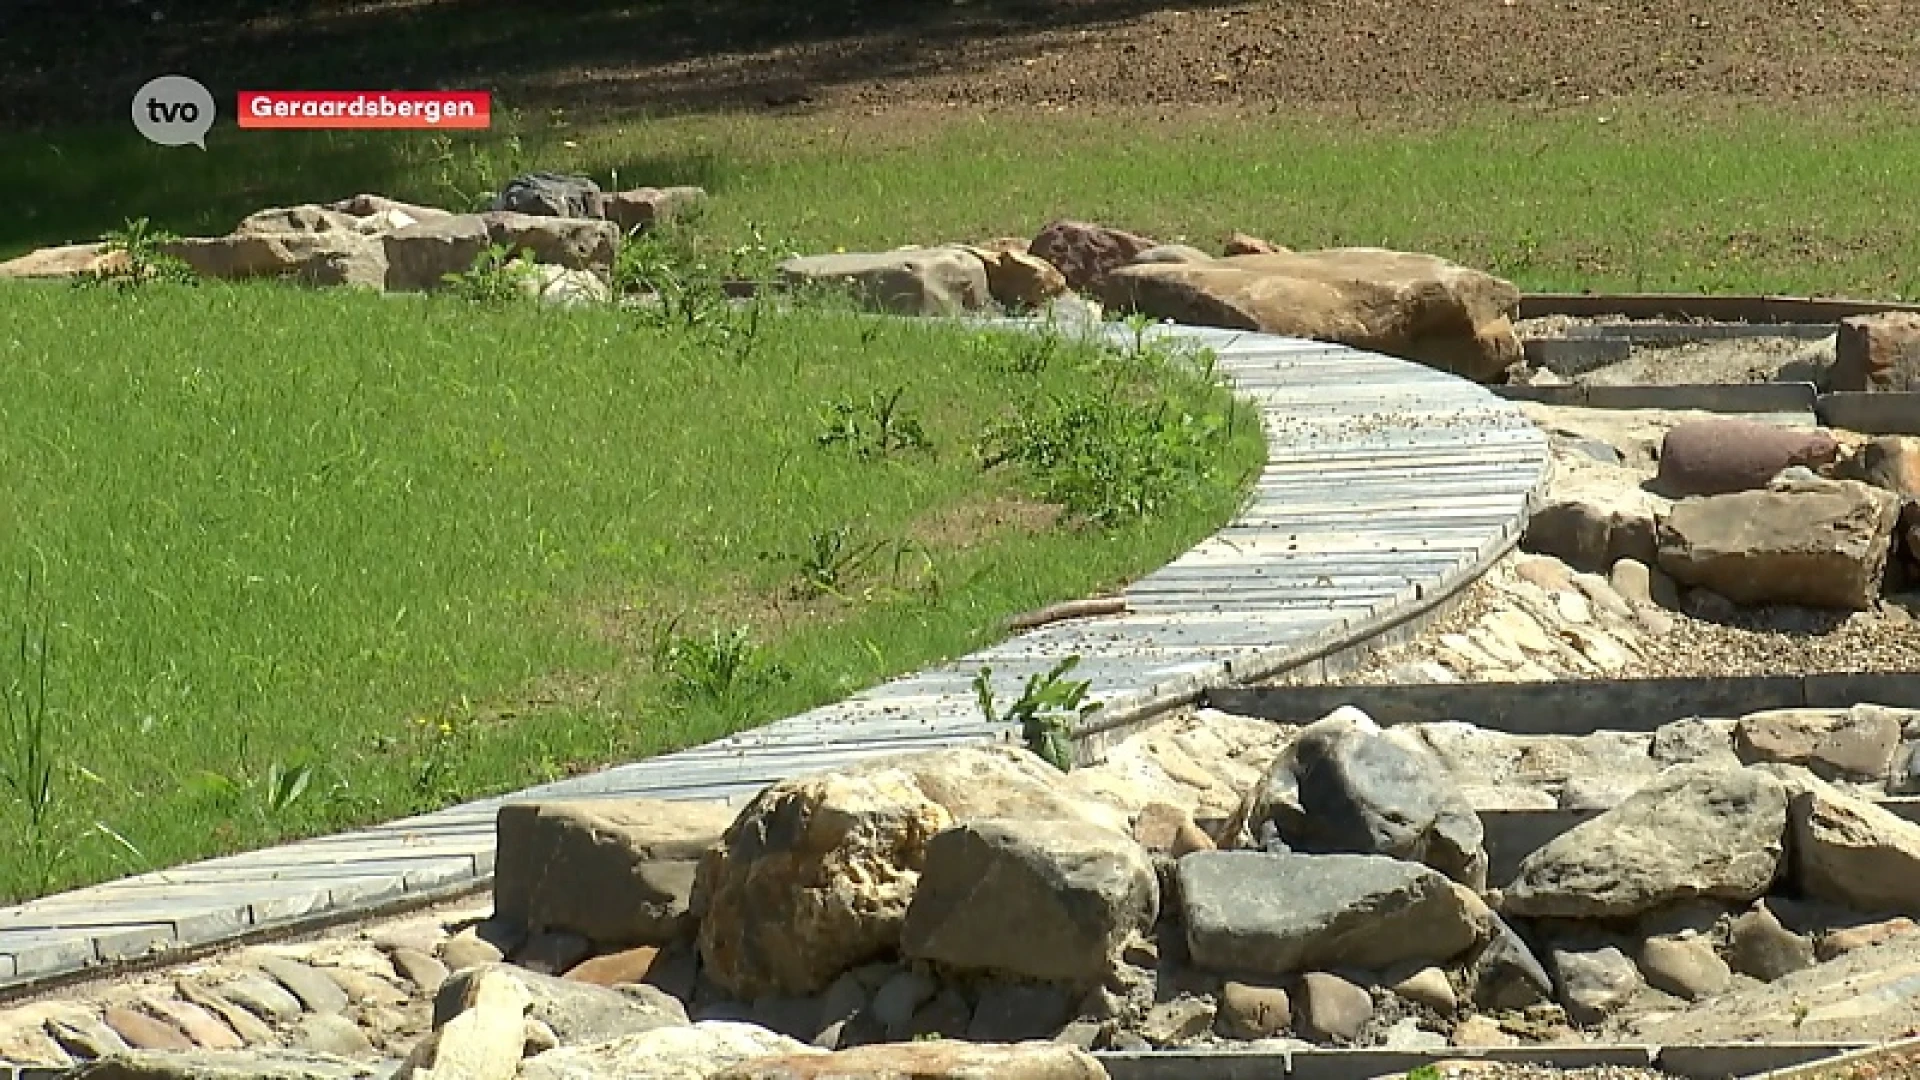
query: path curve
[{"left": 0, "top": 319, "right": 1550, "bottom": 994}]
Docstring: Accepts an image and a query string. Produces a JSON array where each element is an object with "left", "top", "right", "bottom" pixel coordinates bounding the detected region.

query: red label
[{"left": 236, "top": 91, "right": 491, "bottom": 130}]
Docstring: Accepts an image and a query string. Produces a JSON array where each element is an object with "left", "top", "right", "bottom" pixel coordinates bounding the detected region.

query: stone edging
[{"left": 0, "top": 317, "right": 1551, "bottom": 998}]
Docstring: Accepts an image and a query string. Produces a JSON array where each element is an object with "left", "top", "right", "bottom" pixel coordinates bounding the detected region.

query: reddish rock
[
  {"left": 102, "top": 1005, "right": 195, "bottom": 1051},
  {"left": 1835, "top": 312, "right": 1920, "bottom": 391},
  {"left": 565, "top": 946, "right": 661, "bottom": 987},
  {"left": 1655, "top": 418, "right": 1840, "bottom": 497},
  {"left": 1028, "top": 220, "right": 1158, "bottom": 291}
]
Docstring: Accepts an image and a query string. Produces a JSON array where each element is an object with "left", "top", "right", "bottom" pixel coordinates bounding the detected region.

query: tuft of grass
[{"left": 0, "top": 279, "right": 1260, "bottom": 901}]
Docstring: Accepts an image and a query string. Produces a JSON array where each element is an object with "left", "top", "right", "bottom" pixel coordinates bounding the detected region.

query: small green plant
[
  {"left": 613, "top": 227, "right": 729, "bottom": 328},
  {"left": 816, "top": 387, "right": 931, "bottom": 459},
  {"left": 187, "top": 759, "right": 315, "bottom": 820},
  {"left": 1404, "top": 1067, "right": 1442, "bottom": 1080},
  {"left": 973, "top": 655, "right": 1096, "bottom": 773},
  {"left": 792, "top": 525, "right": 885, "bottom": 598},
  {"left": 652, "top": 624, "right": 788, "bottom": 709},
  {"left": 82, "top": 217, "right": 197, "bottom": 290},
  {"left": 443, "top": 243, "right": 539, "bottom": 305}
]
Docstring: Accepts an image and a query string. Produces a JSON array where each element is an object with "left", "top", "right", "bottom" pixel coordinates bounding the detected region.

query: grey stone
[
  {"left": 966, "top": 984, "right": 1074, "bottom": 1042},
  {"left": 902, "top": 988, "right": 971, "bottom": 1039},
  {"left": 1765, "top": 764, "right": 1920, "bottom": 912},
  {"left": 162, "top": 232, "right": 388, "bottom": 289},
  {"left": 1179, "top": 851, "right": 1487, "bottom": 977},
  {"left": 870, "top": 968, "right": 937, "bottom": 1037},
  {"left": 1230, "top": 710, "right": 1487, "bottom": 889},
  {"left": 1728, "top": 902, "right": 1816, "bottom": 982},
  {"left": 1296, "top": 972, "right": 1372, "bottom": 1043},
  {"left": 434, "top": 964, "right": 685, "bottom": 1046},
  {"left": 1502, "top": 764, "right": 1787, "bottom": 919},
  {"left": 1550, "top": 946, "right": 1641, "bottom": 1026},
  {"left": 48, "top": 1016, "right": 134, "bottom": 1060},
  {"left": 1635, "top": 935, "right": 1730, "bottom": 1001},
  {"left": 67, "top": 1049, "right": 380, "bottom": 1079},
  {"left": 389, "top": 948, "right": 449, "bottom": 995},
  {"left": 491, "top": 173, "right": 604, "bottom": 219},
  {"left": 1892, "top": 741, "right": 1920, "bottom": 796},
  {"left": 1465, "top": 914, "right": 1553, "bottom": 1012},
  {"left": 748, "top": 996, "right": 824, "bottom": 1042},
  {"left": 1381, "top": 1017, "right": 1449, "bottom": 1051},
  {"left": 1649, "top": 718, "right": 1739, "bottom": 768},
  {"left": 1524, "top": 495, "right": 1659, "bottom": 573},
  {"left": 513, "top": 931, "right": 593, "bottom": 976},
  {"left": 901, "top": 818, "right": 1158, "bottom": 986}
]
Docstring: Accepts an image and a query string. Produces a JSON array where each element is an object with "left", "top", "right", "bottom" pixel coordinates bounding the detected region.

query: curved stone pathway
[{"left": 0, "top": 320, "right": 1550, "bottom": 992}]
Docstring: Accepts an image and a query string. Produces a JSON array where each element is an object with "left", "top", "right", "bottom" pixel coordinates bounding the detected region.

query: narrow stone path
[{"left": 0, "top": 320, "right": 1550, "bottom": 992}]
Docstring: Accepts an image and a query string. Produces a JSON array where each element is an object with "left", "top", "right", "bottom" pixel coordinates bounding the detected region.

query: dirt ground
[{"left": 9, "top": 0, "right": 1920, "bottom": 130}]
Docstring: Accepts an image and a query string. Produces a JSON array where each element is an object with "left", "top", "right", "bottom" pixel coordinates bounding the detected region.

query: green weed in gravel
[{"left": 0, "top": 279, "right": 1258, "bottom": 901}]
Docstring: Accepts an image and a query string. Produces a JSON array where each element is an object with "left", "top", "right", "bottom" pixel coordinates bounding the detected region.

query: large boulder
[
  {"left": 383, "top": 215, "right": 492, "bottom": 292},
  {"left": 1761, "top": 765, "right": 1920, "bottom": 914},
  {"left": 711, "top": 1038, "right": 1104, "bottom": 1080},
  {"left": 1179, "top": 851, "right": 1490, "bottom": 977},
  {"left": 493, "top": 798, "right": 736, "bottom": 947},
  {"left": 0, "top": 242, "right": 129, "bottom": 279},
  {"left": 479, "top": 212, "right": 619, "bottom": 273},
  {"left": 1229, "top": 709, "right": 1487, "bottom": 889},
  {"left": 1834, "top": 312, "right": 1920, "bottom": 391},
  {"left": 778, "top": 249, "right": 989, "bottom": 316},
  {"left": 1653, "top": 419, "right": 1841, "bottom": 498},
  {"left": 432, "top": 964, "right": 686, "bottom": 1046},
  {"left": 1027, "top": 220, "right": 1158, "bottom": 292},
  {"left": 1501, "top": 764, "right": 1787, "bottom": 919},
  {"left": 900, "top": 818, "right": 1156, "bottom": 986},
  {"left": 694, "top": 746, "right": 1115, "bottom": 997},
  {"left": 1100, "top": 248, "right": 1522, "bottom": 382},
  {"left": 160, "top": 232, "right": 388, "bottom": 289},
  {"left": 325, "top": 193, "right": 454, "bottom": 222},
  {"left": 1733, "top": 705, "right": 1905, "bottom": 783},
  {"left": 519, "top": 1022, "right": 816, "bottom": 1080},
  {"left": 1656, "top": 478, "right": 1902, "bottom": 610},
  {"left": 960, "top": 246, "right": 1069, "bottom": 310},
  {"left": 491, "top": 173, "right": 605, "bottom": 219},
  {"left": 234, "top": 205, "right": 370, "bottom": 237}
]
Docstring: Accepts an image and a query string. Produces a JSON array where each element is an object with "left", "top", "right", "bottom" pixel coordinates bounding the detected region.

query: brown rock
[
  {"left": 1767, "top": 765, "right": 1920, "bottom": 913},
  {"left": 396, "top": 967, "right": 531, "bottom": 1080},
  {"left": 1818, "top": 917, "right": 1918, "bottom": 960},
  {"left": 1452, "top": 1015, "right": 1518, "bottom": 1048},
  {"left": 326, "top": 193, "right": 454, "bottom": 222},
  {"left": 1835, "top": 312, "right": 1920, "bottom": 391},
  {"left": 1656, "top": 478, "right": 1901, "bottom": 610},
  {"left": 1838, "top": 436, "right": 1920, "bottom": 500},
  {"left": 441, "top": 928, "right": 507, "bottom": 973},
  {"left": 1727, "top": 902, "right": 1814, "bottom": 982},
  {"left": 713, "top": 1040, "right": 1104, "bottom": 1080},
  {"left": 1297, "top": 972, "right": 1373, "bottom": 1043},
  {"left": 389, "top": 947, "right": 450, "bottom": 995},
  {"left": 1654, "top": 419, "right": 1840, "bottom": 498},
  {"left": 565, "top": 946, "right": 660, "bottom": 987},
  {"left": 1100, "top": 248, "right": 1522, "bottom": 383},
  {"left": 1524, "top": 494, "right": 1660, "bottom": 573},
  {"left": 1133, "top": 802, "right": 1212, "bottom": 854},
  {"left": 101, "top": 1007, "right": 194, "bottom": 1052},
  {"left": 603, "top": 187, "right": 708, "bottom": 233},
  {"left": 696, "top": 745, "right": 1113, "bottom": 997},
  {"left": 235, "top": 205, "right": 366, "bottom": 236},
  {"left": 1634, "top": 936, "right": 1730, "bottom": 1001},
  {"left": 381, "top": 215, "right": 492, "bottom": 292},
  {"left": 963, "top": 246, "right": 1069, "bottom": 309},
  {"left": 176, "top": 983, "right": 280, "bottom": 1047},
  {"left": 1215, "top": 981, "right": 1291, "bottom": 1039},
  {"left": 478, "top": 212, "right": 619, "bottom": 273},
  {"left": 1734, "top": 705, "right": 1904, "bottom": 781},
  {"left": 1222, "top": 232, "right": 1283, "bottom": 256},
  {"left": 1028, "top": 220, "right": 1159, "bottom": 291},
  {"left": 0, "top": 242, "right": 129, "bottom": 279},
  {"left": 161, "top": 232, "right": 388, "bottom": 289}
]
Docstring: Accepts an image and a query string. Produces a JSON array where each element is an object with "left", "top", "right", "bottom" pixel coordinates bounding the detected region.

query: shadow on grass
[
  {"left": 0, "top": 123, "right": 729, "bottom": 258},
  {"left": 1, "top": 0, "right": 1233, "bottom": 131}
]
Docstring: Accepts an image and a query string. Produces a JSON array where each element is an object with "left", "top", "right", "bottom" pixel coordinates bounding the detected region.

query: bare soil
[{"left": 9, "top": 0, "right": 1920, "bottom": 130}]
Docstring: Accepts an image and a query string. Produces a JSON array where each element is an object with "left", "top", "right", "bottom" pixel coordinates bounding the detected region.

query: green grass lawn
[
  {"left": 0, "top": 279, "right": 1261, "bottom": 901},
  {"left": 7, "top": 99, "right": 1920, "bottom": 297}
]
